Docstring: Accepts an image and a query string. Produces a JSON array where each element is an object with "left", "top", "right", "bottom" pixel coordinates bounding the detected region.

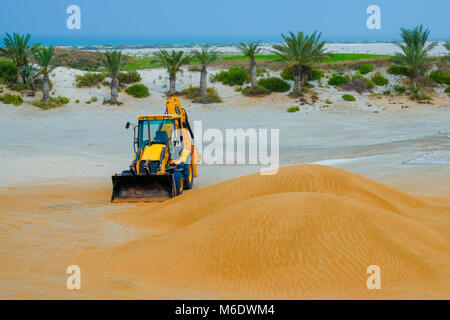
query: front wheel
[{"left": 174, "top": 172, "right": 184, "bottom": 195}]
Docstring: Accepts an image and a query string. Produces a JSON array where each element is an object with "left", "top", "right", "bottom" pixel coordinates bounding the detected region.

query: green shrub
[
  {"left": 125, "top": 83, "right": 150, "bottom": 98},
  {"left": 75, "top": 72, "right": 106, "bottom": 87},
  {"left": 342, "top": 94, "right": 356, "bottom": 101},
  {"left": 257, "top": 77, "right": 290, "bottom": 92},
  {"left": 328, "top": 74, "right": 349, "bottom": 85},
  {"left": 75, "top": 99, "right": 80, "bottom": 103},
  {"left": 387, "top": 65, "right": 410, "bottom": 76},
  {"left": 371, "top": 72, "right": 389, "bottom": 86},
  {"left": 118, "top": 70, "right": 142, "bottom": 84},
  {"left": 359, "top": 64, "right": 374, "bottom": 75},
  {"left": 256, "top": 67, "right": 267, "bottom": 77},
  {"left": 394, "top": 85, "right": 406, "bottom": 93},
  {"left": 325, "top": 99, "right": 333, "bottom": 104},
  {"left": 308, "top": 68, "right": 324, "bottom": 81},
  {"left": 287, "top": 106, "right": 300, "bottom": 112},
  {"left": 212, "top": 66, "right": 249, "bottom": 86},
  {"left": 445, "top": 86, "right": 450, "bottom": 93},
  {"left": 280, "top": 66, "right": 293, "bottom": 80},
  {"left": 8, "top": 83, "right": 27, "bottom": 92},
  {"left": 383, "top": 90, "right": 391, "bottom": 95},
  {"left": 280, "top": 66, "right": 323, "bottom": 81},
  {"left": 0, "top": 93, "right": 23, "bottom": 106},
  {"left": 0, "top": 59, "right": 17, "bottom": 82},
  {"left": 234, "top": 86, "right": 242, "bottom": 92},
  {"left": 188, "top": 65, "right": 201, "bottom": 72},
  {"left": 30, "top": 96, "right": 69, "bottom": 110},
  {"left": 341, "top": 74, "right": 374, "bottom": 93},
  {"left": 430, "top": 70, "right": 450, "bottom": 85},
  {"left": 241, "top": 85, "right": 270, "bottom": 97},
  {"left": 50, "top": 96, "right": 70, "bottom": 105},
  {"left": 181, "top": 85, "right": 222, "bottom": 103}
]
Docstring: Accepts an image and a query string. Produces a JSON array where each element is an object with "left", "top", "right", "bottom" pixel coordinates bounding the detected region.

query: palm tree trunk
[
  {"left": 110, "top": 76, "right": 119, "bottom": 104},
  {"left": 169, "top": 73, "right": 176, "bottom": 96},
  {"left": 200, "top": 66, "right": 207, "bottom": 96},
  {"left": 301, "top": 66, "right": 310, "bottom": 84},
  {"left": 42, "top": 73, "right": 50, "bottom": 103},
  {"left": 292, "top": 65, "right": 302, "bottom": 96},
  {"left": 250, "top": 58, "right": 257, "bottom": 87},
  {"left": 17, "top": 69, "right": 24, "bottom": 85}
]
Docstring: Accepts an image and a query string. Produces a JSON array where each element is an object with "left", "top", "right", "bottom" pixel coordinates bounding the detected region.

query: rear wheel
[
  {"left": 183, "top": 163, "right": 194, "bottom": 190},
  {"left": 174, "top": 172, "right": 184, "bottom": 195}
]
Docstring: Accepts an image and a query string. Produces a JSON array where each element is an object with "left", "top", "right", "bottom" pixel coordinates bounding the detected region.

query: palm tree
[
  {"left": 194, "top": 45, "right": 219, "bottom": 96},
  {"left": 102, "top": 50, "right": 124, "bottom": 104},
  {"left": 238, "top": 41, "right": 261, "bottom": 87},
  {"left": 154, "top": 50, "right": 191, "bottom": 96},
  {"left": 32, "top": 45, "right": 59, "bottom": 102},
  {"left": 0, "top": 33, "right": 32, "bottom": 84},
  {"left": 394, "top": 25, "right": 437, "bottom": 86},
  {"left": 272, "top": 31, "right": 326, "bottom": 97}
]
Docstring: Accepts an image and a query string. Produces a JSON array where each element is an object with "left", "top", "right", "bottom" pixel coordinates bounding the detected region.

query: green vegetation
[
  {"left": 118, "top": 70, "right": 141, "bottom": 84},
  {"left": 212, "top": 53, "right": 387, "bottom": 64},
  {"left": 212, "top": 66, "right": 249, "bottom": 86},
  {"left": 257, "top": 77, "right": 291, "bottom": 92},
  {"left": 256, "top": 67, "right": 267, "bottom": 77},
  {"left": 387, "top": 64, "right": 410, "bottom": 76},
  {"left": 0, "top": 93, "right": 23, "bottom": 106},
  {"left": 30, "top": 96, "right": 69, "bottom": 110},
  {"left": 444, "top": 86, "right": 450, "bottom": 93},
  {"left": 322, "top": 53, "right": 386, "bottom": 63},
  {"left": 287, "top": 106, "right": 300, "bottom": 112},
  {"left": 342, "top": 94, "right": 356, "bottom": 101},
  {"left": 341, "top": 74, "right": 374, "bottom": 93},
  {"left": 308, "top": 68, "right": 324, "bottom": 81},
  {"left": 328, "top": 73, "right": 349, "bottom": 85},
  {"left": 394, "top": 85, "right": 406, "bottom": 93},
  {"left": 430, "top": 70, "right": 450, "bottom": 85},
  {"left": 383, "top": 90, "right": 391, "bottom": 95},
  {"left": 272, "top": 31, "right": 326, "bottom": 96},
  {"left": 280, "top": 66, "right": 293, "bottom": 80},
  {"left": 0, "top": 33, "right": 32, "bottom": 84},
  {"left": 359, "top": 64, "right": 374, "bottom": 74},
  {"left": 371, "top": 72, "right": 389, "bottom": 86},
  {"left": 0, "top": 59, "right": 17, "bottom": 82},
  {"left": 394, "top": 25, "right": 437, "bottom": 85},
  {"left": 325, "top": 99, "right": 333, "bottom": 104},
  {"left": 122, "top": 56, "right": 159, "bottom": 70},
  {"left": 241, "top": 85, "right": 270, "bottom": 97},
  {"left": 102, "top": 50, "right": 124, "bottom": 104},
  {"left": 154, "top": 49, "right": 191, "bottom": 96},
  {"left": 188, "top": 65, "right": 201, "bottom": 72},
  {"left": 181, "top": 85, "right": 222, "bottom": 103},
  {"left": 75, "top": 72, "right": 106, "bottom": 87},
  {"left": 125, "top": 83, "right": 150, "bottom": 98}
]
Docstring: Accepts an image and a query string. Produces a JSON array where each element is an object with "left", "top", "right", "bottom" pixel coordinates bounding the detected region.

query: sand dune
[{"left": 87, "top": 165, "right": 449, "bottom": 299}]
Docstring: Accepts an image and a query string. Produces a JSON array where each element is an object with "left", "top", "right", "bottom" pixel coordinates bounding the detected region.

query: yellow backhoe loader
[{"left": 111, "top": 97, "right": 200, "bottom": 202}]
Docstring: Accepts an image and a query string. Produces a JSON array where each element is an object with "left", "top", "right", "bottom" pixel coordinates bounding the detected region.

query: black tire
[
  {"left": 174, "top": 172, "right": 184, "bottom": 195},
  {"left": 183, "top": 163, "right": 194, "bottom": 190}
]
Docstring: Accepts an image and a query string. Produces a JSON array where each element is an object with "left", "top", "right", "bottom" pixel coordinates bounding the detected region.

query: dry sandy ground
[
  {"left": 1, "top": 165, "right": 449, "bottom": 299},
  {"left": 0, "top": 65, "right": 449, "bottom": 299}
]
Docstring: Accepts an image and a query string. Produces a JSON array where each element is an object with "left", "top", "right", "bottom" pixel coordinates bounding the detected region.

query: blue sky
[{"left": 0, "top": 0, "right": 449, "bottom": 44}]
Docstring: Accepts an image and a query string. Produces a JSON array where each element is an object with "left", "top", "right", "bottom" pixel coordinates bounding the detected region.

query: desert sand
[{"left": 1, "top": 165, "right": 449, "bottom": 299}]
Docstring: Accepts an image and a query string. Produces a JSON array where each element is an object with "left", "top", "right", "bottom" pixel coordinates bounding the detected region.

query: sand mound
[{"left": 92, "top": 165, "right": 449, "bottom": 299}]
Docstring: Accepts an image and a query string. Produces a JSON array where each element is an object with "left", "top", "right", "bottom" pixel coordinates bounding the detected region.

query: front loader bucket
[{"left": 111, "top": 174, "right": 176, "bottom": 202}]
